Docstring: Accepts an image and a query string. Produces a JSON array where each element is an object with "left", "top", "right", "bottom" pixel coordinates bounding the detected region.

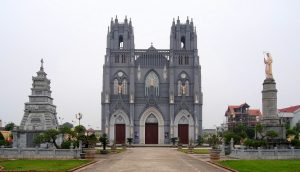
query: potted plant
[
  {"left": 127, "top": 138, "right": 133, "bottom": 147},
  {"left": 208, "top": 134, "right": 222, "bottom": 161},
  {"left": 170, "top": 137, "right": 177, "bottom": 147},
  {"left": 99, "top": 133, "right": 109, "bottom": 154},
  {"left": 83, "top": 134, "right": 98, "bottom": 158}
]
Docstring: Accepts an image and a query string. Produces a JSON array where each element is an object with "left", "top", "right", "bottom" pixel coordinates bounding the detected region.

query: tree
[
  {"left": 208, "top": 134, "right": 221, "bottom": 149},
  {"left": 99, "top": 133, "right": 109, "bottom": 152},
  {"left": 223, "top": 131, "right": 240, "bottom": 144},
  {"left": 34, "top": 129, "right": 60, "bottom": 148},
  {"left": 255, "top": 123, "right": 265, "bottom": 140},
  {"left": 266, "top": 130, "right": 278, "bottom": 140},
  {"left": 74, "top": 125, "right": 86, "bottom": 135},
  {"left": 294, "top": 121, "right": 300, "bottom": 133},
  {"left": 4, "top": 122, "right": 15, "bottom": 131},
  {"left": 58, "top": 124, "right": 72, "bottom": 140}
]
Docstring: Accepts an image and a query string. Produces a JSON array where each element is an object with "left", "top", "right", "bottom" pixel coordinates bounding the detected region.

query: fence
[
  {"left": 230, "top": 147, "right": 300, "bottom": 159},
  {"left": 0, "top": 147, "right": 81, "bottom": 159}
]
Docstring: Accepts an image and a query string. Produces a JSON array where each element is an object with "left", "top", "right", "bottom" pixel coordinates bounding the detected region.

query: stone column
[{"left": 261, "top": 78, "right": 279, "bottom": 125}]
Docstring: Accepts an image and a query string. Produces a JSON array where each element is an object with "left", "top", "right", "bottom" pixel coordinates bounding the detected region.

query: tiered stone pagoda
[{"left": 13, "top": 59, "right": 58, "bottom": 148}]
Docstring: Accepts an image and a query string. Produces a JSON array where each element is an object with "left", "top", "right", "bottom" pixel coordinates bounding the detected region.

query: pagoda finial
[{"left": 40, "top": 58, "right": 44, "bottom": 70}]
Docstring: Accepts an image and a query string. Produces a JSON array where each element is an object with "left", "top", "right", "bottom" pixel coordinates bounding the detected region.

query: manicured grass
[
  {"left": 179, "top": 148, "right": 210, "bottom": 154},
  {"left": 219, "top": 160, "right": 300, "bottom": 172},
  {"left": 0, "top": 159, "right": 91, "bottom": 171}
]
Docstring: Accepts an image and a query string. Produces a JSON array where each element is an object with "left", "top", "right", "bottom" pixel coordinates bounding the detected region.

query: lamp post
[{"left": 75, "top": 113, "right": 83, "bottom": 126}]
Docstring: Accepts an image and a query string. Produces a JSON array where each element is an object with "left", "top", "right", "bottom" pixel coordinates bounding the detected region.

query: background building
[
  {"left": 278, "top": 105, "right": 300, "bottom": 128},
  {"left": 101, "top": 17, "right": 203, "bottom": 144},
  {"left": 225, "top": 103, "right": 261, "bottom": 130}
]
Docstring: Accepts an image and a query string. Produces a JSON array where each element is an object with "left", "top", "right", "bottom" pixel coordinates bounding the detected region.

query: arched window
[
  {"left": 115, "top": 55, "right": 119, "bottom": 63},
  {"left": 121, "top": 54, "right": 126, "bottom": 63},
  {"left": 145, "top": 71, "right": 159, "bottom": 96},
  {"left": 181, "top": 36, "right": 185, "bottom": 49},
  {"left": 178, "top": 56, "right": 183, "bottom": 65},
  {"left": 184, "top": 56, "right": 189, "bottom": 65},
  {"left": 177, "top": 80, "right": 182, "bottom": 96},
  {"left": 119, "top": 35, "right": 124, "bottom": 49},
  {"left": 122, "top": 79, "right": 127, "bottom": 94},
  {"left": 113, "top": 79, "right": 118, "bottom": 94},
  {"left": 185, "top": 80, "right": 189, "bottom": 96}
]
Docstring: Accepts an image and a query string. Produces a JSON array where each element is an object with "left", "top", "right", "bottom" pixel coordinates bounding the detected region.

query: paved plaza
[{"left": 76, "top": 148, "right": 230, "bottom": 172}]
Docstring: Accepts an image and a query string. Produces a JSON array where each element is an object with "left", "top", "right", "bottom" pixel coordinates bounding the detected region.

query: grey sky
[{"left": 0, "top": 0, "right": 299, "bottom": 129}]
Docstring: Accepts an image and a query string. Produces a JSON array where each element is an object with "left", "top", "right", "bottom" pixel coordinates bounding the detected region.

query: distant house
[
  {"left": 225, "top": 103, "right": 261, "bottom": 130},
  {"left": 278, "top": 105, "right": 300, "bottom": 128},
  {"left": 202, "top": 129, "right": 217, "bottom": 136}
]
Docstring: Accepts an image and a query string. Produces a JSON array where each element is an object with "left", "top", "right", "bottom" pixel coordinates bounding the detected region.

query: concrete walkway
[{"left": 75, "top": 148, "right": 230, "bottom": 172}]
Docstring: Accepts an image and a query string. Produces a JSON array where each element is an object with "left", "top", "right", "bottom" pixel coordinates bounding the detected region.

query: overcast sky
[{"left": 0, "top": 0, "right": 299, "bottom": 129}]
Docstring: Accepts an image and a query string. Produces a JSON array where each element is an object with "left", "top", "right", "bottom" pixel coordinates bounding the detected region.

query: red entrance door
[
  {"left": 115, "top": 124, "right": 125, "bottom": 144},
  {"left": 178, "top": 124, "right": 189, "bottom": 144},
  {"left": 145, "top": 123, "right": 158, "bottom": 144}
]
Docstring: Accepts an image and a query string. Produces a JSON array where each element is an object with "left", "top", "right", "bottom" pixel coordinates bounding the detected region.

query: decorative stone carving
[
  {"left": 130, "top": 94, "right": 134, "bottom": 103},
  {"left": 105, "top": 93, "right": 110, "bottom": 103},
  {"left": 163, "top": 65, "right": 167, "bottom": 80}
]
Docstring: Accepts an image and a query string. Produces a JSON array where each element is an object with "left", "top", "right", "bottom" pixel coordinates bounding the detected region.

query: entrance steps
[{"left": 132, "top": 144, "right": 172, "bottom": 147}]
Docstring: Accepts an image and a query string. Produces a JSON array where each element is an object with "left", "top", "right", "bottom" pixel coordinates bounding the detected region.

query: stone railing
[
  {"left": 230, "top": 147, "right": 300, "bottom": 159},
  {"left": 0, "top": 147, "right": 81, "bottom": 159}
]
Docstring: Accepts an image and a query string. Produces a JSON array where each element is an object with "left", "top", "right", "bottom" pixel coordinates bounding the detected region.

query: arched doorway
[
  {"left": 109, "top": 110, "right": 130, "bottom": 143},
  {"left": 178, "top": 116, "right": 189, "bottom": 144},
  {"left": 140, "top": 107, "right": 164, "bottom": 144},
  {"left": 174, "top": 110, "right": 195, "bottom": 144},
  {"left": 145, "top": 114, "right": 158, "bottom": 144}
]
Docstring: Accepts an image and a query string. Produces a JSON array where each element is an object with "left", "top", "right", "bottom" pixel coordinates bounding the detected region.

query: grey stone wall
[
  {"left": 230, "top": 147, "right": 300, "bottom": 159},
  {"left": 0, "top": 147, "right": 81, "bottom": 159}
]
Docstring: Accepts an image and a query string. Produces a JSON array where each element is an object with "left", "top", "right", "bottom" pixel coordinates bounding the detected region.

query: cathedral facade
[{"left": 101, "top": 17, "right": 202, "bottom": 144}]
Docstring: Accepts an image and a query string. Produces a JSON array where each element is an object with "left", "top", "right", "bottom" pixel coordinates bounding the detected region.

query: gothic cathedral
[{"left": 101, "top": 16, "right": 202, "bottom": 144}]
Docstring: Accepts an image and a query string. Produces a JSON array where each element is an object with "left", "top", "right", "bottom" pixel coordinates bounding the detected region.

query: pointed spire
[
  {"left": 129, "top": 18, "right": 132, "bottom": 26},
  {"left": 115, "top": 15, "right": 118, "bottom": 23},
  {"left": 125, "top": 15, "right": 128, "bottom": 23},
  {"left": 172, "top": 18, "right": 175, "bottom": 26},
  {"left": 177, "top": 16, "right": 180, "bottom": 24},
  {"left": 186, "top": 16, "right": 189, "bottom": 24}
]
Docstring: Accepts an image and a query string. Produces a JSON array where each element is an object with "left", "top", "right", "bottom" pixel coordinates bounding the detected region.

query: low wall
[
  {"left": 0, "top": 147, "right": 81, "bottom": 159},
  {"left": 230, "top": 147, "right": 300, "bottom": 159}
]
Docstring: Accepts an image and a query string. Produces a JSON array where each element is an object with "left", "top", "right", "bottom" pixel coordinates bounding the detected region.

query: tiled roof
[
  {"left": 278, "top": 105, "right": 300, "bottom": 113},
  {"left": 248, "top": 109, "right": 261, "bottom": 116}
]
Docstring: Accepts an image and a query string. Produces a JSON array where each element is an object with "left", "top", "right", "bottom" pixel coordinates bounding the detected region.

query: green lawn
[
  {"left": 179, "top": 148, "right": 210, "bottom": 154},
  {"left": 219, "top": 160, "right": 300, "bottom": 172},
  {"left": 0, "top": 159, "right": 91, "bottom": 171}
]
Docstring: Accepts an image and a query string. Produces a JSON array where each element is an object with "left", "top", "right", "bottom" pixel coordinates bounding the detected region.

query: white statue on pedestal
[{"left": 264, "top": 52, "right": 273, "bottom": 79}]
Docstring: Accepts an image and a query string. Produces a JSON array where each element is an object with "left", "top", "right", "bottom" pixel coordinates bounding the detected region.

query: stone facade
[
  {"left": 101, "top": 17, "right": 203, "bottom": 144},
  {"left": 13, "top": 60, "right": 59, "bottom": 148}
]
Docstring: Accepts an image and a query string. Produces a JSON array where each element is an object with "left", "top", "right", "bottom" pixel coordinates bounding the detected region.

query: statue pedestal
[{"left": 261, "top": 78, "right": 286, "bottom": 139}]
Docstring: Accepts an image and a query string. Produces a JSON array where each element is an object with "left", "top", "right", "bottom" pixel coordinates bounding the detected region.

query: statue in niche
[
  {"left": 130, "top": 94, "right": 134, "bottom": 103},
  {"left": 170, "top": 93, "right": 174, "bottom": 104},
  {"left": 105, "top": 93, "right": 109, "bottom": 103},
  {"left": 181, "top": 84, "right": 186, "bottom": 95},
  {"left": 264, "top": 52, "right": 273, "bottom": 79},
  {"left": 118, "top": 84, "right": 123, "bottom": 94},
  {"left": 195, "top": 93, "right": 199, "bottom": 103}
]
